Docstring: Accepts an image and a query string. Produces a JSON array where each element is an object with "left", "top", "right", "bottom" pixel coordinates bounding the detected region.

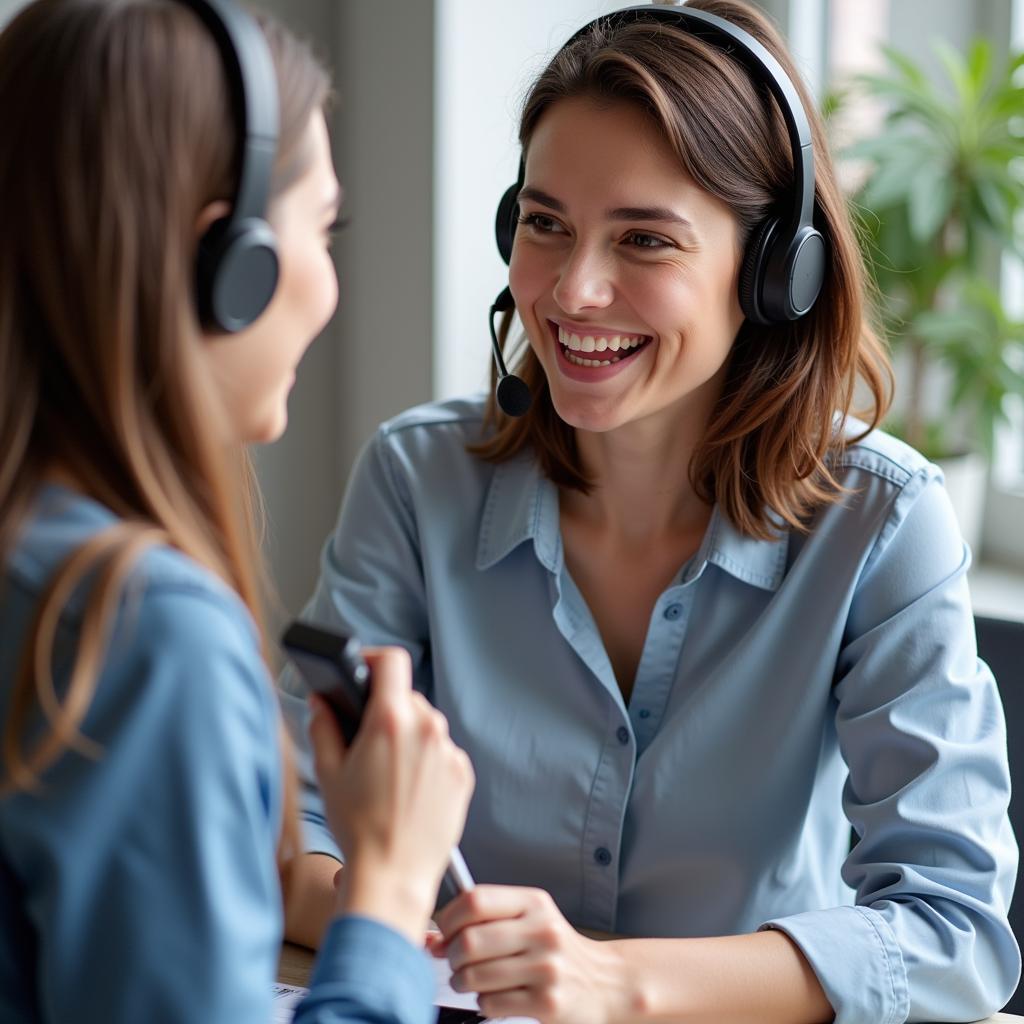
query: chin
[
  {"left": 249, "top": 411, "right": 288, "bottom": 445},
  {"left": 549, "top": 390, "right": 627, "bottom": 434}
]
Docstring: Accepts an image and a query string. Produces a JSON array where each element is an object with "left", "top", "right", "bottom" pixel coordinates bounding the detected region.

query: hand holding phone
[{"left": 282, "top": 621, "right": 476, "bottom": 910}]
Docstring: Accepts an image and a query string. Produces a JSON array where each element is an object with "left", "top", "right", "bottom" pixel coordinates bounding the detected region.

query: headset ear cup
[
  {"left": 197, "top": 216, "right": 279, "bottom": 332},
  {"left": 784, "top": 226, "right": 826, "bottom": 319},
  {"left": 738, "top": 216, "right": 778, "bottom": 326},
  {"left": 495, "top": 183, "right": 520, "bottom": 266}
]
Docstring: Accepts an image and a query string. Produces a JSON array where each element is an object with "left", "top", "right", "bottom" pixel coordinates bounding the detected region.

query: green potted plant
[{"left": 838, "top": 37, "right": 1024, "bottom": 550}]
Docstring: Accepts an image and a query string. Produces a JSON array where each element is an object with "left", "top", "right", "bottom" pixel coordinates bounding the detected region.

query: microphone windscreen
[{"left": 496, "top": 373, "right": 532, "bottom": 417}]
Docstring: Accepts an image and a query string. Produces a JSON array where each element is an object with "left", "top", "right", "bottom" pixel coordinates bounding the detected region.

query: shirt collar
[
  {"left": 476, "top": 457, "right": 788, "bottom": 592},
  {"left": 692, "top": 505, "right": 788, "bottom": 592},
  {"left": 476, "top": 453, "right": 561, "bottom": 573}
]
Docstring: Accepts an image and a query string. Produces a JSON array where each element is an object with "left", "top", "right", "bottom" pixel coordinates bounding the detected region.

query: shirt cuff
[
  {"left": 760, "top": 905, "right": 909, "bottom": 1024},
  {"left": 295, "top": 915, "right": 436, "bottom": 1024},
  {"left": 301, "top": 815, "right": 343, "bottom": 862}
]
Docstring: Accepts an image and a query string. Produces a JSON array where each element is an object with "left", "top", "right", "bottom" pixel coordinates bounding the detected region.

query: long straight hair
[
  {"left": 0, "top": 0, "right": 330, "bottom": 873},
  {"left": 473, "top": 0, "right": 893, "bottom": 539}
]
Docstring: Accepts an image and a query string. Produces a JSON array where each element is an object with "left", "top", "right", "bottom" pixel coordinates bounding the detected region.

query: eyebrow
[{"left": 518, "top": 186, "right": 697, "bottom": 236}]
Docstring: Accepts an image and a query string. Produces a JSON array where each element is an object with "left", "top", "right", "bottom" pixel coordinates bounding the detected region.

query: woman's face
[
  {"left": 203, "top": 110, "right": 340, "bottom": 445},
  {"left": 509, "top": 96, "right": 745, "bottom": 435}
]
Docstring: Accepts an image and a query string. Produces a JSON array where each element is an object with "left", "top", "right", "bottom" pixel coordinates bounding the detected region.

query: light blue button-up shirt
[
  {"left": 280, "top": 395, "right": 1021, "bottom": 1024},
  {"left": 0, "top": 485, "right": 436, "bottom": 1024}
]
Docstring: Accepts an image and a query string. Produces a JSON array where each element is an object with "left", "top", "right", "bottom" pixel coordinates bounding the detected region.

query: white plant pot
[{"left": 936, "top": 451, "right": 988, "bottom": 557}]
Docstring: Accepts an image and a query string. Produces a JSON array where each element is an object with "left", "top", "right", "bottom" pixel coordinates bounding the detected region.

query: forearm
[
  {"left": 283, "top": 852, "right": 342, "bottom": 949},
  {"left": 607, "top": 929, "right": 833, "bottom": 1024}
]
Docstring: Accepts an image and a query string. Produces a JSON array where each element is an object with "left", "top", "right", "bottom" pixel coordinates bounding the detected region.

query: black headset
[
  {"left": 489, "top": 1, "right": 827, "bottom": 417},
  {"left": 176, "top": 0, "right": 280, "bottom": 333}
]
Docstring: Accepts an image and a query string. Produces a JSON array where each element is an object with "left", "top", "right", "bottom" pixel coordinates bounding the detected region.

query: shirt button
[
  {"left": 663, "top": 602, "right": 683, "bottom": 621},
  {"left": 616, "top": 726, "right": 630, "bottom": 745},
  {"left": 594, "top": 847, "right": 612, "bottom": 866},
  {"left": 638, "top": 709, "right": 651, "bottom": 720}
]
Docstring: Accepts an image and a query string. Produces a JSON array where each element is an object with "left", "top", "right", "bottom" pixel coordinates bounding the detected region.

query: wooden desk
[
  {"left": 278, "top": 941, "right": 315, "bottom": 988},
  {"left": 279, "top": 940, "right": 1024, "bottom": 1022}
]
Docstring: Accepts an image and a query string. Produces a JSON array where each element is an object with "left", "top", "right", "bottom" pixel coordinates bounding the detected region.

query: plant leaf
[{"left": 908, "top": 160, "right": 955, "bottom": 241}]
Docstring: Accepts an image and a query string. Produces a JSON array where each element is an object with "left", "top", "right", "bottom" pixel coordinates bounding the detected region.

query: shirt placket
[
  {"left": 630, "top": 584, "right": 694, "bottom": 755},
  {"left": 551, "top": 565, "right": 695, "bottom": 932}
]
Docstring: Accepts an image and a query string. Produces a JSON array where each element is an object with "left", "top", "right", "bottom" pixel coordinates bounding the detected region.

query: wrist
[
  {"left": 334, "top": 860, "right": 438, "bottom": 946},
  {"left": 601, "top": 939, "right": 660, "bottom": 1023}
]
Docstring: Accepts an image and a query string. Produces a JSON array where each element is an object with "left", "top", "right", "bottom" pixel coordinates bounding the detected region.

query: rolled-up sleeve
[{"left": 763, "top": 467, "right": 1020, "bottom": 1023}]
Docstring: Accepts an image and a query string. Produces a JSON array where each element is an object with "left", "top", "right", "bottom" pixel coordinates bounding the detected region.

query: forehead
[
  {"left": 522, "top": 95, "right": 735, "bottom": 231},
  {"left": 300, "top": 113, "right": 338, "bottom": 196},
  {"left": 276, "top": 112, "right": 339, "bottom": 213},
  {"left": 524, "top": 95, "right": 690, "bottom": 194}
]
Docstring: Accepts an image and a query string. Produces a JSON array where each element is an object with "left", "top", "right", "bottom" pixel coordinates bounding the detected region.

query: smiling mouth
[{"left": 551, "top": 321, "right": 653, "bottom": 367}]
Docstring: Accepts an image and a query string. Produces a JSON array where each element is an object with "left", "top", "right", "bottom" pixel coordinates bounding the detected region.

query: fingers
[
  {"left": 453, "top": 955, "right": 556, "bottom": 998},
  {"left": 445, "top": 917, "right": 532, "bottom": 974},
  {"left": 360, "top": 646, "right": 425, "bottom": 740},
  {"left": 435, "top": 884, "right": 552, "bottom": 938},
  {"left": 361, "top": 645, "right": 413, "bottom": 700}
]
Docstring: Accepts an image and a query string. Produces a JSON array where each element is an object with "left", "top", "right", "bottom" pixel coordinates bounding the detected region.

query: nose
[{"left": 552, "top": 242, "right": 614, "bottom": 314}]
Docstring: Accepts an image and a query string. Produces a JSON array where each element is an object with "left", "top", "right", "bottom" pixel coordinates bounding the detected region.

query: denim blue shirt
[
  {"left": 0, "top": 485, "right": 435, "bottom": 1024},
  {"left": 279, "top": 395, "right": 1021, "bottom": 1024}
]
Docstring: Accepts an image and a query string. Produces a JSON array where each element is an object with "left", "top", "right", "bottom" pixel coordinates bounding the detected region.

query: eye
[
  {"left": 517, "top": 212, "right": 567, "bottom": 235},
  {"left": 622, "top": 231, "right": 672, "bottom": 250},
  {"left": 325, "top": 215, "right": 349, "bottom": 248}
]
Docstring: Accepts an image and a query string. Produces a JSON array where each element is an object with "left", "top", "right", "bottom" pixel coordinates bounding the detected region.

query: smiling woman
[{"left": 280, "top": 3, "right": 1022, "bottom": 1023}]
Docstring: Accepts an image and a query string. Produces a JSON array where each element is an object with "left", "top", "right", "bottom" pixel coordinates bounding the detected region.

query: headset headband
[
  {"left": 561, "top": 3, "right": 815, "bottom": 233},
  {"left": 175, "top": 0, "right": 280, "bottom": 332},
  {"left": 175, "top": 0, "right": 277, "bottom": 229}
]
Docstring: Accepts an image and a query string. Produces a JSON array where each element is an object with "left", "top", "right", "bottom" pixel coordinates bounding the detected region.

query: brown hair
[
  {"left": 0, "top": 0, "right": 330, "bottom": 873},
  {"left": 472, "top": 0, "right": 892, "bottom": 538}
]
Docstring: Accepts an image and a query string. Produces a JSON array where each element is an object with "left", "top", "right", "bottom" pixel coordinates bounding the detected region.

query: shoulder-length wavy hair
[
  {"left": 472, "top": 0, "right": 892, "bottom": 539},
  {"left": 0, "top": 0, "right": 330, "bottom": 869}
]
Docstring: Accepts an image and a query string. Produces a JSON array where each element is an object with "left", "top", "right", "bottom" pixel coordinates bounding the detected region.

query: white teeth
[
  {"left": 557, "top": 325, "right": 648, "bottom": 358},
  {"left": 566, "top": 352, "right": 619, "bottom": 366}
]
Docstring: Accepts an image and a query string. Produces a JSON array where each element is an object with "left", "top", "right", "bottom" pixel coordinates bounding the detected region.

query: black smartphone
[
  {"left": 279, "top": 619, "right": 477, "bottom": 907},
  {"left": 280, "top": 621, "right": 370, "bottom": 745}
]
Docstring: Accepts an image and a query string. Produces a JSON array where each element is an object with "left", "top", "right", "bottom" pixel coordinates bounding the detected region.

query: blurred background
[{"left": 2, "top": 0, "right": 1022, "bottom": 631}]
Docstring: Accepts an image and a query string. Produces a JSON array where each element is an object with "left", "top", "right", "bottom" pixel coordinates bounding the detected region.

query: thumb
[{"left": 361, "top": 645, "right": 413, "bottom": 705}]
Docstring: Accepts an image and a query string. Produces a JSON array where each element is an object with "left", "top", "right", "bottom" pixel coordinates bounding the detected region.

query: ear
[{"left": 195, "top": 199, "right": 231, "bottom": 239}]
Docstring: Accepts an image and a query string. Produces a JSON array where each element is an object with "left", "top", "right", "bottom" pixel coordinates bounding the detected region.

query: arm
[
  {"left": 284, "top": 851, "right": 346, "bottom": 949},
  {"left": 436, "top": 886, "right": 831, "bottom": 1024},
  {"left": 294, "top": 647, "right": 474, "bottom": 1024},
  {"left": 796, "top": 467, "right": 1020, "bottom": 1021},
  {"left": 279, "top": 430, "right": 432, "bottom": 945}
]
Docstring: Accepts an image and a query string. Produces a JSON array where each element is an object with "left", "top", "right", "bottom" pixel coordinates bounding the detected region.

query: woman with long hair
[
  {"left": 280, "top": 2, "right": 1020, "bottom": 1021},
  {"left": 0, "top": 2, "right": 473, "bottom": 1021}
]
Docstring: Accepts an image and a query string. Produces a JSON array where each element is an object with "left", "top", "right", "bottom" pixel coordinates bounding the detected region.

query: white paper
[
  {"left": 272, "top": 981, "right": 308, "bottom": 1023},
  {"left": 271, "top": 958, "right": 539, "bottom": 1023}
]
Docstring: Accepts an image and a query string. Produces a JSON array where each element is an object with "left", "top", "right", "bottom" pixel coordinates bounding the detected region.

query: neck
[{"left": 562, "top": 401, "right": 714, "bottom": 545}]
